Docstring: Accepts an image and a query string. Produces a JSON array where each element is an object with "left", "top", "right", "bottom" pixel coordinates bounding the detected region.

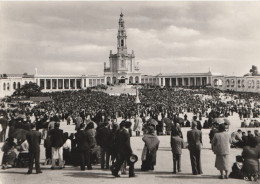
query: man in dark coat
[
  {"left": 187, "top": 121, "right": 203, "bottom": 175},
  {"left": 111, "top": 121, "right": 135, "bottom": 177},
  {"left": 96, "top": 122, "right": 112, "bottom": 169},
  {"left": 26, "top": 123, "right": 42, "bottom": 174},
  {"left": 75, "top": 123, "right": 92, "bottom": 170},
  {"left": 0, "top": 114, "right": 8, "bottom": 142},
  {"left": 48, "top": 122, "right": 65, "bottom": 169}
]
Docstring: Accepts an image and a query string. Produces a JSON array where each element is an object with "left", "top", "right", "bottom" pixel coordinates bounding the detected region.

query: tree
[
  {"left": 12, "top": 82, "right": 43, "bottom": 98},
  {"left": 249, "top": 65, "right": 259, "bottom": 76}
]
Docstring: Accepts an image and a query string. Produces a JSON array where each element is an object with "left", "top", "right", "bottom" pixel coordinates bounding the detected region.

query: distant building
[{"left": 1, "top": 13, "right": 260, "bottom": 98}]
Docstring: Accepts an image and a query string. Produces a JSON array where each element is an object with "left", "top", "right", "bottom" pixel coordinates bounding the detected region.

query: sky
[{"left": 0, "top": 1, "right": 260, "bottom": 76}]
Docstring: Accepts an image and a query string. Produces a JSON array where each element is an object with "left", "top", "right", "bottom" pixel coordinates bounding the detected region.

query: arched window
[
  {"left": 252, "top": 80, "right": 255, "bottom": 88},
  {"left": 106, "top": 77, "right": 111, "bottom": 85},
  {"left": 129, "top": 76, "right": 133, "bottom": 84},
  {"left": 135, "top": 76, "right": 139, "bottom": 83},
  {"left": 121, "top": 39, "right": 124, "bottom": 47},
  {"left": 18, "top": 82, "right": 21, "bottom": 89},
  {"left": 257, "top": 80, "right": 260, "bottom": 89},
  {"left": 3, "top": 83, "right": 6, "bottom": 91},
  {"left": 214, "top": 79, "right": 218, "bottom": 87},
  {"left": 13, "top": 82, "right": 16, "bottom": 90},
  {"left": 7, "top": 83, "right": 10, "bottom": 90},
  {"left": 226, "top": 79, "right": 230, "bottom": 87}
]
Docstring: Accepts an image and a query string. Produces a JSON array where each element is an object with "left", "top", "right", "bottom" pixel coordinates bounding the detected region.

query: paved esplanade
[{"left": 0, "top": 112, "right": 258, "bottom": 184}]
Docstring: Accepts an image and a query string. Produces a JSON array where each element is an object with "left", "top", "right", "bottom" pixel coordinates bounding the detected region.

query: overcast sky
[{"left": 1, "top": 1, "right": 260, "bottom": 76}]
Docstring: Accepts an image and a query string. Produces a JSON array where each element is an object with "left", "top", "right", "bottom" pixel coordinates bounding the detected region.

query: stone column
[
  {"left": 182, "top": 77, "right": 184, "bottom": 86},
  {"left": 56, "top": 79, "right": 58, "bottom": 89},
  {"left": 194, "top": 77, "right": 197, "bottom": 86},
  {"left": 176, "top": 78, "right": 178, "bottom": 86},
  {"left": 200, "top": 77, "right": 203, "bottom": 86},
  {"left": 188, "top": 78, "right": 191, "bottom": 87},
  {"left": 44, "top": 79, "right": 47, "bottom": 89},
  {"left": 162, "top": 78, "right": 165, "bottom": 86},
  {"left": 169, "top": 78, "right": 172, "bottom": 87},
  {"left": 50, "top": 79, "right": 52, "bottom": 90}
]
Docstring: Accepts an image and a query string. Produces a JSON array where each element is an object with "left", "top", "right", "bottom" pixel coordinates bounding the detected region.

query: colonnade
[
  {"left": 37, "top": 78, "right": 82, "bottom": 90},
  {"left": 163, "top": 77, "right": 209, "bottom": 87},
  {"left": 141, "top": 76, "right": 211, "bottom": 87}
]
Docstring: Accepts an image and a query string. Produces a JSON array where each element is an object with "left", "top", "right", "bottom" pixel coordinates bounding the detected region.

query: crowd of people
[{"left": 0, "top": 86, "right": 260, "bottom": 181}]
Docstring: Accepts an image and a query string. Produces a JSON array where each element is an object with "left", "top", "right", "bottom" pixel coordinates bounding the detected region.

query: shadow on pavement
[
  {"left": 156, "top": 174, "right": 219, "bottom": 179},
  {"left": 63, "top": 172, "right": 114, "bottom": 179},
  {"left": 0, "top": 171, "right": 27, "bottom": 175},
  {"left": 135, "top": 169, "right": 176, "bottom": 175}
]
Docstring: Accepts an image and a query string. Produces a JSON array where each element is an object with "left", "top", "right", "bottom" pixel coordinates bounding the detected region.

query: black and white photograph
[{"left": 0, "top": 1, "right": 260, "bottom": 184}]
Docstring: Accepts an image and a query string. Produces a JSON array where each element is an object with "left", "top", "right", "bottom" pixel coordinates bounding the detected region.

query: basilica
[{"left": 0, "top": 13, "right": 260, "bottom": 98}]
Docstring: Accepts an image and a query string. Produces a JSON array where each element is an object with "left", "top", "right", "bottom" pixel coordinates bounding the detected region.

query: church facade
[
  {"left": 0, "top": 13, "right": 260, "bottom": 98},
  {"left": 104, "top": 12, "right": 141, "bottom": 85}
]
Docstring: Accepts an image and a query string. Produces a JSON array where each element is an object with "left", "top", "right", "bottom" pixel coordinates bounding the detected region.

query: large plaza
[{"left": 0, "top": 110, "right": 259, "bottom": 184}]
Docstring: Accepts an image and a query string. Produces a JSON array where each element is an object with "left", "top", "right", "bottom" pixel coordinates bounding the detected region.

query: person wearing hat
[
  {"left": 187, "top": 121, "right": 203, "bottom": 175},
  {"left": 111, "top": 120, "right": 135, "bottom": 177},
  {"left": 211, "top": 123, "right": 231, "bottom": 179}
]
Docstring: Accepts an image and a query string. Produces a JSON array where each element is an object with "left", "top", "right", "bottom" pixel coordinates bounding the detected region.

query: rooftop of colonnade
[
  {"left": 213, "top": 75, "right": 260, "bottom": 79},
  {"left": 156, "top": 72, "right": 216, "bottom": 77},
  {"left": 35, "top": 74, "right": 105, "bottom": 79},
  {"left": 0, "top": 74, "right": 34, "bottom": 79}
]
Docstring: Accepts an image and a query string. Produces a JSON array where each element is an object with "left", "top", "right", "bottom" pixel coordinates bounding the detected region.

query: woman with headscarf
[
  {"left": 141, "top": 125, "right": 160, "bottom": 171},
  {"left": 212, "top": 123, "right": 231, "bottom": 179}
]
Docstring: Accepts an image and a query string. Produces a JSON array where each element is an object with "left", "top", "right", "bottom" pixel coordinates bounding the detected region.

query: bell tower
[
  {"left": 117, "top": 12, "right": 127, "bottom": 54},
  {"left": 104, "top": 12, "right": 141, "bottom": 85}
]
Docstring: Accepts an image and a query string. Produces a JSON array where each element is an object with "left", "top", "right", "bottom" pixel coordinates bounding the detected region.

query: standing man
[
  {"left": 171, "top": 130, "right": 184, "bottom": 174},
  {"left": 49, "top": 122, "right": 65, "bottom": 169},
  {"left": 187, "top": 121, "right": 203, "bottom": 175},
  {"left": 111, "top": 121, "right": 135, "bottom": 177},
  {"left": 0, "top": 113, "right": 8, "bottom": 142},
  {"left": 75, "top": 123, "right": 92, "bottom": 171},
  {"left": 96, "top": 122, "right": 112, "bottom": 169},
  {"left": 26, "top": 123, "right": 42, "bottom": 174}
]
